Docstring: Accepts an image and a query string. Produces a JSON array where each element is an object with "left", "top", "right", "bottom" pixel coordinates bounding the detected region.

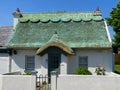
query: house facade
[
  {"left": 1, "top": 8, "right": 113, "bottom": 75},
  {"left": 0, "top": 26, "right": 13, "bottom": 74}
]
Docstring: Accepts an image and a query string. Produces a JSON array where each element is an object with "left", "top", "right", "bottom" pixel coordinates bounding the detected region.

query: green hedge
[
  {"left": 114, "top": 65, "right": 120, "bottom": 74},
  {"left": 74, "top": 67, "right": 92, "bottom": 75}
]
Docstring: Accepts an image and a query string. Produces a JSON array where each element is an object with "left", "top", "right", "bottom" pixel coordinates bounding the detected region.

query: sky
[{"left": 0, "top": 0, "right": 119, "bottom": 37}]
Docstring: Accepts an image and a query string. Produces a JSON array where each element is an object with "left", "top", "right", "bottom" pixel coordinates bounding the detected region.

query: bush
[
  {"left": 74, "top": 67, "right": 92, "bottom": 75},
  {"left": 114, "top": 65, "right": 120, "bottom": 74}
]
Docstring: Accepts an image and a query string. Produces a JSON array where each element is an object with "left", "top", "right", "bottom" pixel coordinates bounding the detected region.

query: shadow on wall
[
  {"left": 3, "top": 71, "right": 21, "bottom": 75},
  {"left": 12, "top": 55, "right": 25, "bottom": 69}
]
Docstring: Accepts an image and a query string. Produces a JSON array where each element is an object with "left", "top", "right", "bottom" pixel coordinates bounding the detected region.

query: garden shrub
[
  {"left": 74, "top": 67, "right": 92, "bottom": 75},
  {"left": 114, "top": 65, "right": 120, "bottom": 74}
]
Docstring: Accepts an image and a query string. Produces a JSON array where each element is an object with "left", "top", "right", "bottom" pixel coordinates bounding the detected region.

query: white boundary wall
[
  {"left": 0, "top": 75, "right": 36, "bottom": 90},
  {"left": 51, "top": 74, "right": 120, "bottom": 90},
  {"left": 0, "top": 75, "right": 2, "bottom": 90}
]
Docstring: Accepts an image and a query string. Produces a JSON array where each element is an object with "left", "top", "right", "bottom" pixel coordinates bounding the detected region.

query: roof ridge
[
  {"left": 21, "top": 11, "right": 94, "bottom": 14},
  {"left": 19, "top": 12, "right": 103, "bottom": 23},
  {"left": 0, "top": 26, "right": 13, "bottom": 28}
]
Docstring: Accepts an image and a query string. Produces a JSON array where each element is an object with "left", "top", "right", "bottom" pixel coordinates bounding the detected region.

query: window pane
[
  {"left": 25, "top": 56, "right": 35, "bottom": 71},
  {"left": 79, "top": 56, "right": 88, "bottom": 68}
]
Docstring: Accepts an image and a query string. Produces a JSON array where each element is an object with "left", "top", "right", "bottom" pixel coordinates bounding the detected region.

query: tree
[{"left": 106, "top": 2, "right": 120, "bottom": 50}]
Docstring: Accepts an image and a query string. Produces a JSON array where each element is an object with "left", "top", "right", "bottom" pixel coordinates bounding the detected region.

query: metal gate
[{"left": 36, "top": 75, "right": 51, "bottom": 90}]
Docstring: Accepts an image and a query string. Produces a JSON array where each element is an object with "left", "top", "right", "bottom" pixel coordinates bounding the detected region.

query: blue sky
[{"left": 0, "top": 0, "right": 118, "bottom": 36}]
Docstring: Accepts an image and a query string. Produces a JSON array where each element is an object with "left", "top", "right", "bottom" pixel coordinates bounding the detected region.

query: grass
[{"left": 114, "top": 65, "right": 120, "bottom": 74}]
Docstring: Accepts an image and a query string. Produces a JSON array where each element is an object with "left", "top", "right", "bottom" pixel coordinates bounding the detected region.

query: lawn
[{"left": 114, "top": 65, "right": 120, "bottom": 74}]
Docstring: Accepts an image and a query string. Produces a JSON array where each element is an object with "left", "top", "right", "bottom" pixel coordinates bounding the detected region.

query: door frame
[
  {"left": 47, "top": 47, "right": 62, "bottom": 83},
  {"left": 48, "top": 53, "right": 61, "bottom": 76}
]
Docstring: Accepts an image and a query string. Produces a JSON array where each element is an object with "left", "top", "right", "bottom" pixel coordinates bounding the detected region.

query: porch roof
[
  {"left": 7, "top": 12, "right": 112, "bottom": 48},
  {"left": 36, "top": 33, "right": 74, "bottom": 55}
]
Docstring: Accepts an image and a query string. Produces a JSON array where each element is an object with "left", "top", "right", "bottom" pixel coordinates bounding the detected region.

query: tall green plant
[{"left": 106, "top": 1, "right": 120, "bottom": 50}]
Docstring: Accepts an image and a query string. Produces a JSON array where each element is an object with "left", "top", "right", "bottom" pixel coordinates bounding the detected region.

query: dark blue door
[
  {"left": 47, "top": 47, "right": 61, "bottom": 83},
  {"left": 48, "top": 53, "right": 61, "bottom": 83}
]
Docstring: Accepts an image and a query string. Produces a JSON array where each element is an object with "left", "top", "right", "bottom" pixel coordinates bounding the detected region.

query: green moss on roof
[{"left": 7, "top": 12, "right": 111, "bottom": 48}]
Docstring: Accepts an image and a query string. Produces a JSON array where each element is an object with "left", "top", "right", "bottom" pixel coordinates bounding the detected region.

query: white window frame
[
  {"left": 79, "top": 56, "right": 88, "bottom": 68},
  {"left": 25, "top": 55, "right": 35, "bottom": 71}
]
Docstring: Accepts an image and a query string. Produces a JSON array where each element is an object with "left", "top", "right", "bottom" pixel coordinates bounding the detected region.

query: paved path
[{"left": 37, "top": 84, "right": 51, "bottom": 90}]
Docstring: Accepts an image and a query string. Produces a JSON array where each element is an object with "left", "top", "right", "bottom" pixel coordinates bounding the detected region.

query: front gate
[{"left": 36, "top": 75, "right": 51, "bottom": 90}]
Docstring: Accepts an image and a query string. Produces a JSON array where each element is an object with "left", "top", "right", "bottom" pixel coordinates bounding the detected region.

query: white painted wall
[
  {"left": 11, "top": 50, "right": 48, "bottom": 75},
  {"left": 0, "top": 54, "right": 9, "bottom": 74},
  {"left": 0, "top": 75, "right": 36, "bottom": 90},
  {"left": 0, "top": 75, "right": 2, "bottom": 89},
  {"left": 52, "top": 75, "right": 120, "bottom": 90},
  {"left": 68, "top": 49, "right": 113, "bottom": 74},
  {"left": 13, "top": 16, "right": 19, "bottom": 29},
  {"left": 38, "top": 54, "right": 48, "bottom": 75},
  {"left": 9, "top": 48, "right": 113, "bottom": 75},
  {"left": 60, "top": 54, "right": 68, "bottom": 74}
]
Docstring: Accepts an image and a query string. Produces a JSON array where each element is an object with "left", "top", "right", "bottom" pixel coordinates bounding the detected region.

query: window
[
  {"left": 25, "top": 56, "right": 35, "bottom": 71},
  {"left": 79, "top": 56, "right": 88, "bottom": 68}
]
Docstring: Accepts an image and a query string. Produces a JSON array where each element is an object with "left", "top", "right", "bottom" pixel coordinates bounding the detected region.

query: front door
[{"left": 48, "top": 53, "right": 61, "bottom": 82}]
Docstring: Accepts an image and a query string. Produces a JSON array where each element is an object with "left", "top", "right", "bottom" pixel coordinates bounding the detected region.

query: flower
[{"left": 95, "top": 65, "right": 105, "bottom": 75}]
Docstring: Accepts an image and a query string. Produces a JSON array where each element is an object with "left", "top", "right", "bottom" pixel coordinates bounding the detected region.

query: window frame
[
  {"left": 78, "top": 56, "right": 88, "bottom": 69},
  {"left": 25, "top": 55, "right": 35, "bottom": 71}
]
